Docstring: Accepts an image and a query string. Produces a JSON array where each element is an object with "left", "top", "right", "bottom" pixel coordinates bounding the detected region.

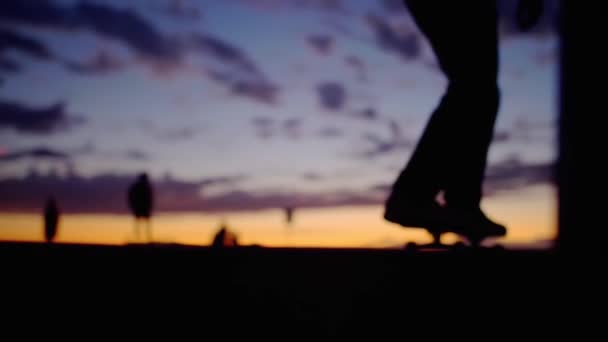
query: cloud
[
  {"left": 152, "top": 0, "right": 202, "bottom": 20},
  {"left": 0, "top": 28, "right": 53, "bottom": 60},
  {"left": 366, "top": 13, "right": 420, "bottom": 61},
  {"left": 301, "top": 172, "right": 323, "bottom": 181},
  {"left": 0, "top": 100, "right": 84, "bottom": 135},
  {"left": 283, "top": 118, "right": 302, "bottom": 139},
  {"left": 382, "top": 0, "right": 405, "bottom": 12},
  {"left": 141, "top": 120, "right": 203, "bottom": 142},
  {"left": 351, "top": 108, "right": 379, "bottom": 121},
  {"left": 359, "top": 119, "right": 412, "bottom": 159},
  {"left": 317, "top": 126, "right": 344, "bottom": 139},
  {"left": 251, "top": 117, "right": 303, "bottom": 140},
  {"left": 0, "top": 57, "right": 21, "bottom": 73},
  {"left": 64, "top": 50, "right": 127, "bottom": 74},
  {"left": 497, "top": 0, "right": 560, "bottom": 37},
  {"left": 0, "top": 171, "right": 248, "bottom": 213},
  {"left": 1, "top": 2, "right": 279, "bottom": 104},
  {"left": 493, "top": 130, "right": 511, "bottom": 143},
  {"left": 345, "top": 55, "right": 367, "bottom": 82},
  {"left": 252, "top": 116, "right": 274, "bottom": 139},
  {"left": 317, "top": 82, "right": 347, "bottom": 111},
  {"left": 0, "top": 147, "right": 69, "bottom": 162},
  {"left": 484, "top": 157, "right": 555, "bottom": 195},
  {"left": 307, "top": 35, "right": 334, "bottom": 55},
  {"left": 191, "top": 34, "right": 279, "bottom": 104},
  {"left": 0, "top": 1, "right": 180, "bottom": 65},
  {"left": 124, "top": 149, "right": 150, "bottom": 161}
]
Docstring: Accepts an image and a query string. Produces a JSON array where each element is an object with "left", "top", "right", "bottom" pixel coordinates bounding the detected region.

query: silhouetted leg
[{"left": 386, "top": 1, "right": 505, "bottom": 237}]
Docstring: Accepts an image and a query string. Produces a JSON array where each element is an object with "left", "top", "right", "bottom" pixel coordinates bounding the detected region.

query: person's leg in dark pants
[{"left": 385, "top": 0, "right": 505, "bottom": 238}]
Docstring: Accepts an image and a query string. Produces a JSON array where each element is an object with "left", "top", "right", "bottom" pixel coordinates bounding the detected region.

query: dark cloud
[
  {"left": 382, "top": 0, "right": 405, "bottom": 12},
  {"left": 66, "top": 50, "right": 126, "bottom": 74},
  {"left": 65, "top": 50, "right": 126, "bottom": 74},
  {"left": 0, "top": 100, "right": 84, "bottom": 135},
  {"left": 252, "top": 117, "right": 302, "bottom": 140},
  {"left": 0, "top": 171, "right": 247, "bottom": 213},
  {"left": 366, "top": 13, "right": 420, "bottom": 61},
  {"left": 351, "top": 108, "right": 379, "bottom": 121},
  {"left": 1, "top": 2, "right": 279, "bottom": 104},
  {"left": 307, "top": 35, "right": 333, "bottom": 55},
  {"left": 141, "top": 120, "right": 203, "bottom": 142},
  {"left": 484, "top": 157, "right": 555, "bottom": 195},
  {"left": 317, "top": 82, "right": 347, "bottom": 111},
  {"left": 345, "top": 55, "right": 367, "bottom": 82},
  {"left": 0, "top": 1, "right": 179, "bottom": 65},
  {"left": 252, "top": 116, "right": 274, "bottom": 139},
  {"left": 0, "top": 28, "right": 53, "bottom": 60},
  {"left": 153, "top": 0, "right": 202, "bottom": 20},
  {"left": 317, "top": 126, "right": 344, "bottom": 139},
  {"left": 283, "top": 118, "right": 302, "bottom": 139},
  {"left": 0, "top": 57, "right": 21, "bottom": 73},
  {"left": 359, "top": 119, "right": 412, "bottom": 159},
  {"left": 231, "top": 80, "right": 278, "bottom": 104},
  {"left": 302, "top": 172, "right": 323, "bottom": 181},
  {"left": 497, "top": 0, "right": 560, "bottom": 37},
  {"left": 493, "top": 130, "right": 511, "bottom": 144},
  {"left": 190, "top": 34, "right": 278, "bottom": 104},
  {"left": 124, "top": 150, "right": 149, "bottom": 161},
  {"left": 0, "top": 147, "right": 69, "bottom": 163},
  {"left": 76, "top": 2, "right": 179, "bottom": 62}
]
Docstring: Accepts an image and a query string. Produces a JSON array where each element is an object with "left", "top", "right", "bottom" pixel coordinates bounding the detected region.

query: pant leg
[{"left": 389, "top": 0, "right": 499, "bottom": 207}]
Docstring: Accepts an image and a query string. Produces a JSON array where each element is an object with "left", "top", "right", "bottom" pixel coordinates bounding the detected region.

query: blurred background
[{"left": 0, "top": 0, "right": 559, "bottom": 248}]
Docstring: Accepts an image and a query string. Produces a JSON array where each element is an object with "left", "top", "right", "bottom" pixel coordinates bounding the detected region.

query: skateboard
[{"left": 403, "top": 226, "right": 504, "bottom": 252}]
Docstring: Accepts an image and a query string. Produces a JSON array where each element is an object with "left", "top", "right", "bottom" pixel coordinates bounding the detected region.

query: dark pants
[{"left": 390, "top": 0, "right": 500, "bottom": 209}]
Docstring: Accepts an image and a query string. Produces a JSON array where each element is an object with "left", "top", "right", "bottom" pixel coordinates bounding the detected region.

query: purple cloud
[
  {"left": 0, "top": 1, "right": 179, "bottom": 65},
  {"left": 0, "top": 100, "right": 84, "bottom": 135},
  {"left": 484, "top": 157, "right": 555, "bottom": 196},
  {"left": 317, "top": 126, "right": 344, "bottom": 139},
  {"left": 359, "top": 119, "right": 412, "bottom": 159},
  {"left": 0, "top": 147, "right": 69, "bottom": 163},
  {"left": 366, "top": 13, "right": 420, "bottom": 61},
  {"left": 307, "top": 35, "right": 334, "bottom": 55},
  {"left": 345, "top": 55, "right": 367, "bottom": 82},
  {"left": 152, "top": 0, "right": 202, "bottom": 20},
  {"left": 317, "top": 82, "right": 347, "bottom": 111},
  {"left": 65, "top": 50, "right": 126, "bottom": 74},
  {"left": 0, "top": 171, "right": 247, "bottom": 213},
  {"left": 190, "top": 34, "right": 279, "bottom": 104},
  {"left": 351, "top": 108, "right": 379, "bottom": 121},
  {"left": 0, "top": 28, "right": 53, "bottom": 60},
  {"left": 0, "top": 57, "right": 20, "bottom": 73}
]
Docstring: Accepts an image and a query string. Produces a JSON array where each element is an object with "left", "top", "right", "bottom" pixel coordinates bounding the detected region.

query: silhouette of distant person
[
  {"left": 44, "top": 196, "right": 59, "bottom": 243},
  {"left": 128, "top": 173, "right": 154, "bottom": 242},
  {"left": 285, "top": 207, "right": 294, "bottom": 226},
  {"left": 212, "top": 221, "right": 238, "bottom": 248},
  {"left": 385, "top": 0, "right": 543, "bottom": 241}
]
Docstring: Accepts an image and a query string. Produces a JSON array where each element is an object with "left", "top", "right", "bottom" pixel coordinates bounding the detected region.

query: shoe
[
  {"left": 384, "top": 197, "right": 448, "bottom": 230},
  {"left": 442, "top": 206, "right": 507, "bottom": 241}
]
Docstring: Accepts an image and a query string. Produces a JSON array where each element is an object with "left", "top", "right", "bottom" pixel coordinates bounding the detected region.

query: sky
[{"left": 0, "top": 0, "right": 559, "bottom": 248}]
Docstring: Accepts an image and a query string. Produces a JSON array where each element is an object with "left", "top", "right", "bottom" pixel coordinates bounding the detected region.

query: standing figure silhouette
[
  {"left": 44, "top": 196, "right": 60, "bottom": 243},
  {"left": 385, "top": 0, "right": 543, "bottom": 243},
  {"left": 128, "top": 173, "right": 154, "bottom": 242}
]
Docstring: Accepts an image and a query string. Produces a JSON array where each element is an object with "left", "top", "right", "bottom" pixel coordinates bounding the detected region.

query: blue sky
[{"left": 0, "top": 0, "right": 558, "bottom": 214}]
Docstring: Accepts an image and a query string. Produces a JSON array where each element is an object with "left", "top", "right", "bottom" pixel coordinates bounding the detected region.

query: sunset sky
[{"left": 0, "top": 0, "right": 559, "bottom": 248}]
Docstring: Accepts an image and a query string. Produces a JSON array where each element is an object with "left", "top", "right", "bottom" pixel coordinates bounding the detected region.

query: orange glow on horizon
[{"left": 0, "top": 185, "right": 556, "bottom": 249}]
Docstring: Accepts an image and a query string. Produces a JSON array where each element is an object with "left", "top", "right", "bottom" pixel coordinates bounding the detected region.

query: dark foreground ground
[{"left": 0, "top": 241, "right": 599, "bottom": 337}]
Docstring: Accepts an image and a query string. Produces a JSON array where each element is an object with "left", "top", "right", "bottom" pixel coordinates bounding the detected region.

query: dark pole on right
[{"left": 558, "top": 1, "right": 607, "bottom": 254}]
